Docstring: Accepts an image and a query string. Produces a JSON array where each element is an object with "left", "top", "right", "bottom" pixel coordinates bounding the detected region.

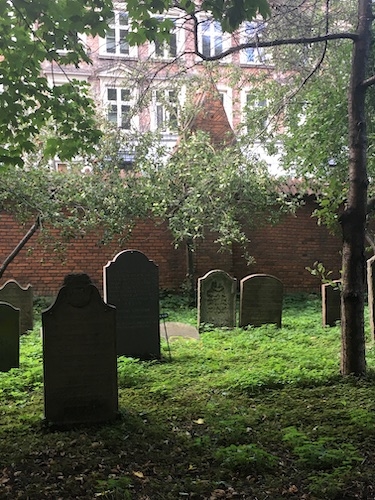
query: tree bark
[{"left": 340, "top": 0, "right": 372, "bottom": 375}]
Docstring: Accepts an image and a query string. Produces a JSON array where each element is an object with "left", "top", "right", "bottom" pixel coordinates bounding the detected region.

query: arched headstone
[
  {"left": 42, "top": 274, "right": 118, "bottom": 427},
  {"left": 0, "top": 279, "right": 33, "bottom": 333},
  {"left": 197, "top": 270, "right": 237, "bottom": 330},
  {"left": 103, "top": 250, "right": 160, "bottom": 360},
  {"left": 239, "top": 274, "right": 283, "bottom": 328}
]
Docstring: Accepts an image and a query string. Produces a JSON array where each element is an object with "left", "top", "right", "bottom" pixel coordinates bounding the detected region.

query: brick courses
[{"left": 1, "top": 199, "right": 343, "bottom": 297}]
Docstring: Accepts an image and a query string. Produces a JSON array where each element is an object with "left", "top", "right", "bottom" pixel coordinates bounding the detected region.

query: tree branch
[
  {"left": 0, "top": 215, "right": 41, "bottom": 279},
  {"left": 361, "top": 74, "right": 375, "bottom": 88},
  {"left": 189, "top": 32, "right": 358, "bottom": 61}
]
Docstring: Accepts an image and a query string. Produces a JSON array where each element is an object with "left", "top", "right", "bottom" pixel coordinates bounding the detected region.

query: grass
[{"left": 1, "top": 293, "right": 375, "bottom": 499}]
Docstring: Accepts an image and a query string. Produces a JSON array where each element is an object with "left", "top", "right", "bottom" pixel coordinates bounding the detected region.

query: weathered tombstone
[
  {"left": 368, "top": 257, "right": 375, "bottom": 340},
  {"left": 0, "top": 302, "right": 20, "bottom": 372},
  {"left": 42, "top": 274, "right": 118, "bottom": 427},
  {"left": 103, "top": 250, "right": 160, "bottom": 360},
  {"left": 239, "top": 274, "right": 283, "bottom": 328},
  {"left": 321, "top": 280, "right": 341, "bottom": 327},
  {"left": 0, "top": 280, "right": 33, "bottom": 333},
  {"left": 197, "top": 270, "right": 237, "bottom": 330}
]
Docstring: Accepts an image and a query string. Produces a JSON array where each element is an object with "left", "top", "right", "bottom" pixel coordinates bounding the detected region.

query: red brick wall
[{"left": 0, "top": 199, "right": 343, "bottom": 297}]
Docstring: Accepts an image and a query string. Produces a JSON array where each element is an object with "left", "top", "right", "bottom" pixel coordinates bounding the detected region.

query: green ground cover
[{"left": 1, "top": 293, "right": 375, "bottom": 499}]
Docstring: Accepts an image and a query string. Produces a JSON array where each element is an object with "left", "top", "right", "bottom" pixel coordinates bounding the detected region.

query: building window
[
  {"left": 106, "top": 87, "right": 132, "bottom": 129},
  {"left": 152, "top": 90, "right": 178, "bottom": 133},
  {"left": 201, "top": 20, "right": 223, "bottom": 57},
  {"left": 154, "top": 20, "right": 177, "bottom": 58},
  {"left": 102, "top": 10, "right": 132, "bottom": 56},
  {"left": 241, "top": 21, "right": 265, "bottom": 64},
  {"left": 243, "top": 91, "right": 267, "bottom": 130}
]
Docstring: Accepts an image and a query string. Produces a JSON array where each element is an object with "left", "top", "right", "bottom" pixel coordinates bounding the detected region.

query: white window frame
[
  {"left": 241, "top": 89, "right": 268, "bottom": 132},
  {"left": 198, "top": 18, "right": 231, "bottom": 60},
  {"left": 217, "top": 86, "right": 233, "bottom": 126},
  {"left": 103, "top": 85, "right": 139, "bottom": 130},
  {"left": 150, "top": 88, "right": 179, "bottom": 134},
  {"left": 150, "top": 16, "right": 184, "bottom": 59},
  {"left": 240, "top": 21, "right": 266, "bottom": 65},
  {"left": 99, "top": 8, "right": 137, "bottom": 58}
]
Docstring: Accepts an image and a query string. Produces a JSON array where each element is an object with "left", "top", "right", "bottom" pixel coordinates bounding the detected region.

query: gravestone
[
  {"left": 0, "top": 302, "right": 20, "bottom": 372},
  {"left": 103, "top": 250, "right": 160, "bottom": 360},
  {"left": 239, "top": 274, "right": 283, "bottom": 328},
  {"left": 321, "top": 280, "right": 341, "bottom": 327},
  {"left": 368, "top": 256, "right": 375, "bottom": 340},
  {"left": 42, "top": 274, "right": 118, "bottom": 427},
  {"left": 197, "top": 270, "right": 237, "bottom": 330},
  {"left": 0, "top": 280, "right": 33, "bottom": 333}
]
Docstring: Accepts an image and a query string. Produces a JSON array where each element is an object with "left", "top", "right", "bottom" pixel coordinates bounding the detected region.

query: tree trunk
[
  {"left": 340, "top": 0, "right": 372, "bottom": 375},
  {"left": 185, "top": 237, "right": 196, "bottom": 306}
]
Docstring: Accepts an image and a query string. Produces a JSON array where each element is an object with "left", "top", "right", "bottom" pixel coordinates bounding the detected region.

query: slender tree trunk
[
  {"left": 340, "top": 0, "right": 372, "bottom": 375},
  {"left": 0, "top": 215, "right": 41, "bottom": 280},
  {"left": 186, "top": 237, "right": 196, "bottom": 306}
]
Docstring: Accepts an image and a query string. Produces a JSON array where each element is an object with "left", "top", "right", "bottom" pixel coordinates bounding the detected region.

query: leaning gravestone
[
  {"left": 197, "top": 270, "right": 237, "bottom": 330},
  {"left": 42, "top": 274, "right": 118, "bottom": 427},
  {"left": 103, "top": 250, "right": 160, "bottom": 360},
  {"left": 239, "top": 274, "right": 283, "bottom": 328},
  {"left": 0, "top": 280, "right": 33, "bottom": 333},
  {"left": 321, "top": 280, "right": 341, "bottom": 327},
  {"left": 0, "top": 302, "right": 20, "bottom": 372},
  {"left": 368, "top": 256, "right": 375, "bottom": 340}
]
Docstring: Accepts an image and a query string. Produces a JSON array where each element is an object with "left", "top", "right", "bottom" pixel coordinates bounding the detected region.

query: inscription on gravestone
[
  {"left": 0, "top": 280, "right": 33, "bottom": 333},
  {"left": 367, "top": 256, "right": 375, "bottom": 340},
  {"left": 197, "top": 270, "right": 237, "bottom": 330},
  {"left": 321, "top": 280, "right": 341, "bottom": 327},
  {"left": 103, "top": 250, "right": 160, "bottom": 360},
  {"left": 42, "top": 274, "right": 118, "bottom": 427},
  {"left": 239, "top": 274, "right": 283, "bottom": 328},
  {"left": 0, "top": 301, "right": 20, "bottom": 372}
]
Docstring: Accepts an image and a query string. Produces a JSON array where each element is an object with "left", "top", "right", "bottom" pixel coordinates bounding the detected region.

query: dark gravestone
[
  {"left": 368, "top": 257, "right": 375, "bottom": 340},
  {"left": 0, "top": 280, "right": 33, "bottom": 333},
  {"left": 239, "top": 274, "right": 283, "bottom": 328},
  {"left": 42, "top": 274, "right": 118, "bottom": 427},
  {"left": 321, "top": 281, "right": 341, "bottom": 327},
  {"left": 0, "top": 302, "right": 20, "bottom": 372},
  {"left": 197, "top": 270, "right": 237, "bottom": 330},
  {"left": 103, "top": 250, "right": 160, "bottom": 360}
]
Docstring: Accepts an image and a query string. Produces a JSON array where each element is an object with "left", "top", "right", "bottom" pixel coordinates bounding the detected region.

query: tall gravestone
[
  {"left": 0, "top": 280, "right": 33, "bottom": 333},
  {"left": 239, "top": 274, "right": 283, "bottom": 328},
  {"left": 321, "top": 280, "right": 341, "bottom": 327},
  {"left": 368, "top": 256, "right": 375, "bottom": 340},
  {"left": 0, "top": 302, "right": 20, "bottom": 372},
  {"left": 103, "top": 250, "right": 160, "bottom": 360},
  {"left": 42, "top": 274, "right": 118, "bottom": 427},
  {"left": 197, "top": 270, "right": 237, "bottom": 330}
]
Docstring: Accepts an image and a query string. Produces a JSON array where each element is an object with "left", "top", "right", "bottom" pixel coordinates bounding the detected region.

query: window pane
[
  {"left": 121, "top": 105, "right": 131, "bottom": 129},
  {"left": 169, "top": 33, "right": 177, "bottom": 57},
  {"left": 119, "top": 29, "right": 129, "bottom": 54},
  {"left": 156, "top": 104, "right": 164, "bottom": 128},
  {"left": 202, "top": 34, "right": 211, "bottom": 57},
  {"left": 121, "top": 89, "right": 130, "bottom": 101},
  {"left": 107, "top": 88, "right": 117, "bottom": 101},
  {"left": 108, "top": 104, "right": 117, "bottom": 123},
  {"left": 106, "top": 29, "right": 116, "bottom": 53},
  {"left": 214, "top": 34, "right": 222, "bottom": 55},
  {"left": 155, "top": 40, "right": 164, "bottom": 57},
  {"left": 119, "top": 12, "right": 129, "bottom": 26}
]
